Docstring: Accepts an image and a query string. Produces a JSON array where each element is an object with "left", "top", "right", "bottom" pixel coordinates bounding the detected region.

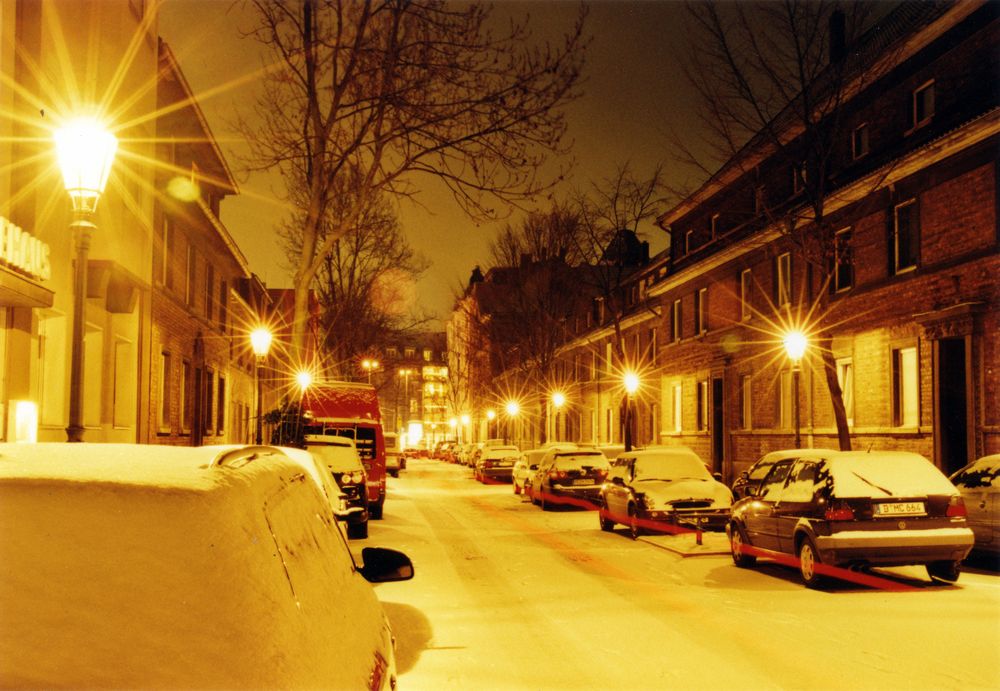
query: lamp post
[
  {"left": 55, "top": 118, "right": 118, "bottom": 442},
  {"left": 783, "top": 330, "right": 808, "bottom": 448},
  {"left": 551, "top": 391, "right": 566, "bottom": 441},
  {"left": 623, "top": 371, "right": 639, "bottom": 451},
  {"left": 504, "top": 400, "right": 520, "bottom": 445},
  {"left": 485, "top": 408, "right": 496, "bottom": 440},
  {"left": 250, "top": 327, "right": 273, "bottom": 444},
  {"left": 460, "top": 413, "right": 470, "bottom": 444},
  {"left": 362, "top": 358, "right": 380, "bottom": 383},
  {"left": 398, "top": 368, "right": 413, "bottom": 430}
]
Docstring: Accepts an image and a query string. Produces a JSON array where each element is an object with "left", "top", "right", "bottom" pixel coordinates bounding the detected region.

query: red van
[{"left": 301, "top": 382, "right": 387, "bottom": 519}]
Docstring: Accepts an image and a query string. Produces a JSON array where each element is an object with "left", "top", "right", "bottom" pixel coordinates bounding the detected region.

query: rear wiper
[{"left": 851, "top": 472, "right": 893, "bottom": 496}]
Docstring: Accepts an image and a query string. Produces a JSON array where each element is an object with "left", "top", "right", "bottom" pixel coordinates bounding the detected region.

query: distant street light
[
  {"left": 250, "top": 327, "right": 273, "bottom": 444},
  {"left": 398, "top": 368, "right": 413, "bottom": 430},
  {"left": 460, "top": 413, "right": 470, "bottom": 444},
  {"left": 295, "top": 370, "right": 313, "bottom": 392},
  {"left": 55, "top": 117, "right": 118, "bottom": 442},
  {"left": 362, "top": 358, "right": 380, "bottom": 383},
  {"left": 551, "top": 391, "right": 566, "bottom": 441},
  {"left": 623, "top": 371, "right": 639, "bottom": 451},
  {"left": 504, "top": 400, "right": 520, "bottom": 445},
  {"left": 783, "top": 330, "right": 808, "bottom": 448},
  {"left": 485, "top": 408, "right": 496, "bottom": 440}
]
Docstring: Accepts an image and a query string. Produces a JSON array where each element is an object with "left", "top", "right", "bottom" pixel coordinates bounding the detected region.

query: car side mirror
[
  {"left": 740, "top": 471, "right": 749, "bottom": 481},
  {"left": 611, "top": 476, "right": 624, "bottom": 486},
  {"left": 359, "top": 547, "right": 414, "bottom": 583},
  {"left": 713, "top": 472, "right": 723, "bottom": 482}
]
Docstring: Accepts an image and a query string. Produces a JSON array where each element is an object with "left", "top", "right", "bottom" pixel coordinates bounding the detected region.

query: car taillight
[
  {"left": 484, "top": 460, "right": 494, "bottom": 468},
  {"left": 946, "top": 496, "right": 968, "bottom": 518},
  {"left": 824, "top": 503, "right": 855, "bottom": 521},
  {"left": 549, "top": 470, "right": 567, "bottom": 480},
  {"left": 595, "top": 469, "right": 607, "bottom": 480}
]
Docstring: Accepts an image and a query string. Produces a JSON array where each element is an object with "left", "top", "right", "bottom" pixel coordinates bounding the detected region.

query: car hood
[{"left": 636, "top": 479, "right": 732, "bottom": 508}]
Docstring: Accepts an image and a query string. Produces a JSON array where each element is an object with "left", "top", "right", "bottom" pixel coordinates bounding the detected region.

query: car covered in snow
[
  {"left": 305, "top": 434, "right": 370, "bottom": 539},
  {"left": 528, "top": 448, "right": 610, "bottom": 510},
  {"left": 728, "top": 450, "right": 975, "bottom": 587},
  {"left": 0, "top": 443, "right": 413, "bottom": 689},
  {"left": 474, "top": 445, "right": 521, "bottom": 483},
  {"left": 950, "top": 454, "right": 1000, "bottom": 560},
  {"left": 732, "top": 448, "right": 837, "bottom": 500},
  {"left": 514, "top": 444, "right": 577, "bottom": 496},
  {"left": 598, "top": 447, "right": 733, "bottom": 538},
  {"left": 386, "top": 449, "right": 404, "bottom": 477}
]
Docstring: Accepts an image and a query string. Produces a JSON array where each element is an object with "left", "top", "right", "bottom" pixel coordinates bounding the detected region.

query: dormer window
[
  {"left": 711, "top": 213, "right": 720, "bottom": 238},
  {"left": 852, "top": 123, "right": 869, "bottom": 160},
  {"left": 912, "top": 80, "right": 935, "bottom": 130},
  {"left": 754, "top": 185, "right": 766, "bottom": 215},
  {"left": 793, "top": 164, "right": 807, "bottom": 194},
  {"left": 684, "top": 230, "right": 694, "bottom": 254}
]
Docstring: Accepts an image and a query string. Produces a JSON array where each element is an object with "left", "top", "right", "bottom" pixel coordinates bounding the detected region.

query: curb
[{"left": 638, "top": 533, "right": 730, "bottom": 558}]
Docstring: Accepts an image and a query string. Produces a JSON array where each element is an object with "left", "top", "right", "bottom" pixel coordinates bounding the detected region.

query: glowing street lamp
[
  {"left": 504, "top": 400, "right": 520, "bottom": 445},
  {"left": 398, "top": 368, "right": 413, "bottom": 429},
  {"left": 783, "top": 330, "right": 808, "bottom": 448},
  {"left": 362, "top": 358, "right": 380, "bottom": 383},
  {"left": 295, "top": 369, "right": 313, "bottom": 393},
  {"left": 551, "top": 391, "right": 566, "bottom": 441},
  {"left": 485, "top": 408, "right": 496, "bottom": 440},
  {"left": 250, "top": 327, "right": 273, "bottom": 444},
  {"left": 623, "top": 371, "right": 640, "bottom": 451},
  {"left": 55, "top": 117, "right": 118, "bottom": 442},
  {"left": 460, "top": 413, "right": 470, "bottom": 444}
]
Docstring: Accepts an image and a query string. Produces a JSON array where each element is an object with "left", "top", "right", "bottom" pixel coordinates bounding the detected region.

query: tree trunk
[{"left": 818, "top": 334, "right": 852, "bottom": 451}]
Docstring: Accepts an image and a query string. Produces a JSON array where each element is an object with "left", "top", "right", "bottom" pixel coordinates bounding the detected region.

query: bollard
[{"left": 696, "top": 529, "right": 703, "bottom": 546}]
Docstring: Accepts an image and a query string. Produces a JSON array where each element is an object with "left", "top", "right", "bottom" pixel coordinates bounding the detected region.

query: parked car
[
  {"left": 515, "top": 444, "right": 577, "bottom": 495},
  {"left": 732, "top": 448, "right": 836, "bottom": 500},
  {"left": 528, "top": 448, "right": 610, "bottom": 510},
  {"left": 277, "top": 445, "right": 354, "bottom": 524},
  {"left": 950, "top": 454, "right": 1000, "bottom": 562},
  {"left": 728, "top": 450, "right": 975, "bottom": 587},
  {"left": 0, "top": 443, "right": 413, "bottom": 689},
  {"left": 599, "top": 447, "right": 733, "bottom": 538},
  {"left": 386, "top": 449, "right": 404, "bottom": 478},
  {"left": 384, "top": 432, "right": 406, "bottom": 471},
  {"left": 475, "top": 445, "right": 521, "bottom": 483},
  {"left": 305, "top": 435, "right": 370, "bottom": 539}
]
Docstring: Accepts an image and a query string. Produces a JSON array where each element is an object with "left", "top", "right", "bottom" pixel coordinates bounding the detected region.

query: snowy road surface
[{"left": 365, "top": 458, "right": 1000, "bottom": 691}]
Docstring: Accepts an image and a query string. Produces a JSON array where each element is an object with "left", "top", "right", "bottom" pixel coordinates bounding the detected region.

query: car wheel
[
  {"left": 798, "top": 536, "right": 825, "bottom": 588},
  {"left": 513, "top": 480, "right": 521, "bottom": 495},
  {"left": 369, "top": 501, "right": 383, "bottom": 520},
  {"left": 628, "top": 504, "right": 642, "bottom": 540},
  {"left": 599, "top": 501, "right": 615, "bottom": 532},
  {"left": 540, "top": 490, "right": 549, "bottom": 511},
  {"left": 730, "top": 523, "right": 756, "bottom": 567},
  {"left": 926, "top": 560, "right": 961, "bottom": 584},
  {"left": 347, "top": 520, "right": 368, "bottom": 540}
]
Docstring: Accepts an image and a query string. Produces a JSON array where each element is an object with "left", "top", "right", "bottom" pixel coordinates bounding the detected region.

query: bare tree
[
  {"left": 238, "top": 0, "right": 588, "bottom": 355},
  {"left": 675, "top": 1, "right": 906, "bottom": 450}
]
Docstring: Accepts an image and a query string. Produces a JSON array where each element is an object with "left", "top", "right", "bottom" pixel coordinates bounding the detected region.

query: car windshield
[
  {"left": 485, "top": 447, "right": 519, "bottom": 459},
  {"left": 554, "top": 452, "right": 609, "bottom": 470},
  {"left": 950, "top": 455, "right": 1000, "bottom": 489},
  {"left": 828, "top": 453, "right": 957, "bottom": 498},
  {"left": 633, "top": 453, "right": 710, "bottom": 482},
  {"left": 307, "top": 444, "right": 363, "bottom": 473}
]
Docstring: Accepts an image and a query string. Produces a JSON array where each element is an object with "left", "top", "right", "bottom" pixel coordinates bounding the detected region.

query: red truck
[{"left": 300, "top": 382, "right": 387, "bottom": 519}]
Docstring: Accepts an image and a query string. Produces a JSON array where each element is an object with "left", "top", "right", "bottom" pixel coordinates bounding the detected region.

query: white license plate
[
  {"left": 874, "top": 501, "right": 925, "bottom": 516},
  {"left": 573, "top": 479, "right": 595, "bottom": 486},
  {"left": 497, "top": 461, "right": 513, "bottom": 467}
]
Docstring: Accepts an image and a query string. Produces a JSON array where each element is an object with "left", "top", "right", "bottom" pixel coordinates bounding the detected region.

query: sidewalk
[{"left": 638, "top": 529, "right": 730, "bottom": 557}]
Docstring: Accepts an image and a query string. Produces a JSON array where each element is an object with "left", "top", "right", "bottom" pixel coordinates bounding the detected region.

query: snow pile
[{"left": 0, "top": 443, "right": 390, "bottom": 688}]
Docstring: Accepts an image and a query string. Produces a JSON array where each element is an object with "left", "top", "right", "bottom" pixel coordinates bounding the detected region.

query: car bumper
[
  {"left": 482, "top": 468, "right": 514, "bottom": 482},
  {"left": 550, "top": 483, "right": 603, "bottom": 501},
  {"left": 816, "top": 527, "right": 974, "bottom": 565},
  {"left": 646, "top": 508, "right": 730, "bottom": 531}
]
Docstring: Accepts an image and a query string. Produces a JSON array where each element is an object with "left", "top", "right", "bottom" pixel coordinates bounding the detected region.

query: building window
[
  {"left": 711, "top": 213, "right": 720, "bottom": 238},
  {"left": 778, "top": 370, "right": 792, "bottom": 430},
  {"left": 754, "top": 185, "right": 766, "bottom": 215},
  {"left": 648, "top": 327, "right": 658, "bottom": 365},
  {"left": 185, "top": 245, "right": 196, "bottom": 307},
  {"left": 605, "top": 342, "right": 613, "bottom": 375},
  {"left": 423, "top": 348, "right": 431, "bottom": 362},
  {"left": 671, "top": 299, "right": 682, "bottom": 343},
  {"left": 217, "top": 376, "right": 226, "bottom": 435},
  {"left": 694, "top": 287, "right": 708, "bottom": 335},
  {"left": 776, "top": 252, "right": 792, "bottom": 307},
  {"left": 892, "top": 346, "right": 919, "bottom": 427},
  {"left": 739, "top": 375, "right": 752, "bottom": 430},
  {"left": 912, "top": 80, "right": 935, "bottom": 130},
  {"left": 386, "top": 346, "right": 398, "bottom": 358},
  {"left": 204, "top": 263, "right": 215, "bottom": 321},
  {"left": 697, "top": 380, "right": 709, "bottom": 431},
  {"left": 219, "top": 280, "right": 228, "bottom": 330},
  {"left": 740, "top": 269, "right": 752, "bottom": 320},
  {"left": 852, "top": 123, "right": 869, "bottom": 160},
  {"left": 404, "top": 347, "right": 415, "bottom": 358},
  {"left": 836, "top": 358, "right": 854, "bottom": 427},
  {"left": 793, "top": 163, "right": 807, "bottom": 194},
  {"left": 833, "top": 228, "right": 853, "bottom": 293},
  {"left": 113, "top": 339, "right": 135, "bottom": 429},
  {"left": 893, "top": 199, "right": 919, "bottom": 274},
  {"left": 158, "top": 217, "right": 172, "bottom": 287},
  {"left": 684, "top": 230, "right": 694, "bottom": 255},
  {"left": 181, "top": 360, "right": 192, "bottom": 432},
  {"left": 159, "top": 351, "right": 171, "bottom": 431},
  {"left": 203, "top": 369, "right": 214, "bottom": 434},
  {"left": 672, "top": 383, "right": 683, "bottom": 432}
]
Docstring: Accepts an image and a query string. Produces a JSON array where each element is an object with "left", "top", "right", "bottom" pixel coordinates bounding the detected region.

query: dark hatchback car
[
  {"left": 732, "top": 449, "right": 836, "bottom": 500},
  {"left": 728, "top": 450, "right": 974, "bottom": 587},
  {"left": 305, "top": 435, "right": 369, "bottom": 539},
  {"left": 528, "top": 449, "right": 610, "bottom": 510}
]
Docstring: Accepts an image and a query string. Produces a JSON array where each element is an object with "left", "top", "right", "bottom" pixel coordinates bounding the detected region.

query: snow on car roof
[{"left": 827, "top": 451, "right": 959, "bottom": 498}]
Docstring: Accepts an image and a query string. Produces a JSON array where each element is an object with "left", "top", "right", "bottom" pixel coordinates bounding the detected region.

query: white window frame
[
  {"left": 912, "top": 79, "right": 935, "bottom": 130},
  {"left": 740, "top": 269, "right": 752, "bottom": 321},
  {"left": 697, "top": 380, "right": 709, "bottom": 431},
  {"left": 711, "top": 213, "right": 720, "bottom": 238},
  {"left": 684, "top": 230, "right": 694, "bottom": 255},
  {"left": 852, "top": 123, "right": 870, "bottom": 160},
  {"left": 671, "top": 299, "right": 682, "bottom": 343},
  {"left": 836, "top": 357, "right": 854, "bottom": 428},
  {"left": 777, "top": 252, "right": 792, "bottom": 307},
  {"left": 893, "top": 199, "right": 919, "bottom": 274},
  {"left": 834, "top": 227, "right": 853, "bottom": 293},
  {"left": 740, "top": 374, "right": 752, "bottom": 430},
  {"left": 892, "top": 345, "right": 919, "bottom": 428},
  {"left": 695, "top": 287, "right": 708, "bottom": 335},
  {"left": 672, "top": 383, "right": 683, "bottom": 433}
]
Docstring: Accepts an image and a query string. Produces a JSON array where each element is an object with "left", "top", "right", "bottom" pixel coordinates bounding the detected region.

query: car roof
[
  {"left": 622, "top": 447, "right": 703, "bottom": 461},
  {"left": 756, "top": 448, "right": 838, "bottom": 464}
]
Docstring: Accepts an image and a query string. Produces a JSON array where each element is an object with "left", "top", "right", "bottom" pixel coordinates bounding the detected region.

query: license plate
[
  {"left": 497, "top": 461, "right": 512, "bottom": 467},
  {"left": 573, "top": 479, "right": 595, "bottom": 486},
  {"left": 874, "top": 501, "right": 925, "bottom": 516}
]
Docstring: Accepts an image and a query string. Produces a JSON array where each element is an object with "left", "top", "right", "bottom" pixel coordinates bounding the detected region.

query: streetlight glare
[
  {"left": 296, "top": 370, "right": 313, "bottom": 391},
  {"left": 485, "top": 409, "right": 496, "bottom": 421},
  {"left": 250, "top": 327, "right": 273, "bottom": 357},
  {"left": 552, "top": 391, "right": 566, "bottom": 408},
  {"left": 54, "top": 118, "right": 118, "bottom": 212},
  {"left": 783, "top": 331, "right": 808, "bottom": 362},
  {"left": 505, "top": 400, "right": 520, "bottom": 417},
  {"left": 623, "top": 372, "right": 640, "bottom": 395}
]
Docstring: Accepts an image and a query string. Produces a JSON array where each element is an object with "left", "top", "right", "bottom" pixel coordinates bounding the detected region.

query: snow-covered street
[{"left": 367, "top": 458, "right": 1000, "bottom": 691}]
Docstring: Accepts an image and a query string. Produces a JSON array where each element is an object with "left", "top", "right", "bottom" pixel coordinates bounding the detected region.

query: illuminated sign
[{"left": 0, "top": 216, "right": 51, "bottom": 281}]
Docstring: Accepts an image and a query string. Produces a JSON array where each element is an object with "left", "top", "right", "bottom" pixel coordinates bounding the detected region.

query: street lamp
[
  {"left": 55, "top": 117, "right": 118, "bottom": 442},
  {"left": 398, "top": 368, "right": 413, "bottom": 430},
  {"left": 504, "top": 400, "right": 520, "bottom": 445},
  {"left": 460, "top": 413, "right": 470, "bottom": 444},
  {"left": 623, "top": 371, "right": 639, "bottom": 452},
  {"left": 485, "top": 408, "right": 496, "bottom": 440},
  {"left": 783, "top": 330, "right": 808, "bottom": 448},
  {"left": 295, "top": 369, "right": 313, "bottom": 393},
  {"left": 362, "top": 358, "right": 380, "bottom": 383},
  {"left": 250, "top": 327, "right": 273, "bottom": 444},
  {"left": 551, "top": 391, "right": 566, "bottom": 441}
]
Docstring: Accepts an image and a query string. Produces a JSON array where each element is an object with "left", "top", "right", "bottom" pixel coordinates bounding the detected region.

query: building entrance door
[{"left": 937, "top": 337, "right": 969, "bottom": 474}]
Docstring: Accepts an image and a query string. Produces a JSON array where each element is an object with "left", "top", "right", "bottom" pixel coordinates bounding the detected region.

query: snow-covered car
[
  {"left": 276, "top": 445, "right": 354, "bottom": 523},
  {"left": 515, "top": 444, "right": 576, "bottom": 495},
  {"left": 305, "top": 435, "right": 369, "bottom": 539},
  {"left": 0, "top": 443, "right": 413, "bottom": 689},
  {"left": 474, "top": 445, "right": 521, "bottom": 483},
  {"left": 386, "top": 449, "right": 404, "bottom": 477},
  {"left": 529, "top": 448, "right": 609, "bottom": 510},
  {"left": 598, "top": 447, "right": 732, "bottom": 538},
  {"left": 950, "top": 454, "right": 1000, "bottom": 560},
  {"left": 728, "top": 450, "right": 975, "bottom": 587},
  {"left": 732, "top": 448, "right": 836, "bottom": 500}
]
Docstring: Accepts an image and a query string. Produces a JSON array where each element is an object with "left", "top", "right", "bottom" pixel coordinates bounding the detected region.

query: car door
[
  {"left": 603, "top": 456, "right": 632, "bottom": 520},
  {"left": 773, "top": 460, "right": 819, "bottom": 554},
  {"left": 743, "top": 460, "right": 795, "bottom": 551}
]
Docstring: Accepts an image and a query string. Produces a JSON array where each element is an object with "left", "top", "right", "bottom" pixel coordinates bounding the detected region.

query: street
[{"left": 368, "top": 458, "right": 1000, "bottom": 691}]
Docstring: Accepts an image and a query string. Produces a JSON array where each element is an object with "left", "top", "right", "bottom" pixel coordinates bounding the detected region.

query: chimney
[{"left": 829, "top": 9, "right": 846, "bottom": 64}]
